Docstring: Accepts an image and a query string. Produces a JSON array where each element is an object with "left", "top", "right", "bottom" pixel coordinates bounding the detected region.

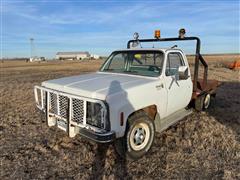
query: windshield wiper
[
  {"left": 123, "top": 70, "right": 139, "bottom": 74},
  {"left": 104, "top": 69, "right": 114, "bottom": 72}
]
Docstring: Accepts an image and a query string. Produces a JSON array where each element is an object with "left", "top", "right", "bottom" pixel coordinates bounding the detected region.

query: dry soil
[{"left": 0, "top": 55, "right": 240, "bottom": 179}]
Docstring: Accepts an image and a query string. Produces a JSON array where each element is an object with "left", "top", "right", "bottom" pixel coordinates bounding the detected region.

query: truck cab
[{"left": 34, "top": 31, "right": 218, "bottom": 159}]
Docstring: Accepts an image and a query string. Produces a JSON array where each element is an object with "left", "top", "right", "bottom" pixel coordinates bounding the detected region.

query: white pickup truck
[{"left": 34, "top": 31, "right": 219, "bottom": 159}]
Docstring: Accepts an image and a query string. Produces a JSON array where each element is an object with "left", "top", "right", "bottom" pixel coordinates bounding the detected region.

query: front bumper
[
  {"left": 79, "top": 128, "right": 115, "bottom": 143},
  {"left": 38, "top": 110, "right": 115, "bottom": 143}
]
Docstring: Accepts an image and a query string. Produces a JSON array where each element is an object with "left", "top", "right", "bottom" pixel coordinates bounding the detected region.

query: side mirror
[{"left": 178, "top": 66, "right": 189, "bottom": 80}]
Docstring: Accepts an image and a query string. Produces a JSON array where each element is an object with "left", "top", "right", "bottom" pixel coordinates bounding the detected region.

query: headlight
[{"left": 86, "top": 102, "right": 104, "bottom": 128}]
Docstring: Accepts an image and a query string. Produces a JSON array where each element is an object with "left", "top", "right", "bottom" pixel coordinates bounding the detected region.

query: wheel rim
[
  {"left": 129, "top": 122, "right": 150, "bottom": 151},
  {"left": 204, "top": 94, "right": 211, "bottom": 109}
]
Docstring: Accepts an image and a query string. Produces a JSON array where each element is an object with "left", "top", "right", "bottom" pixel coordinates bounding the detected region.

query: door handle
[{"left": 156, "top": 83, "right": 164, "bottom": 89}]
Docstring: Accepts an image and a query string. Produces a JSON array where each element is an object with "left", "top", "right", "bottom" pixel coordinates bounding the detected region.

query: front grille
[
  {"left": 72, "top": 98, "right": 84, "bottom": 123},
  {"left": 48, "top": 92, "right": 84, "bottom": 123},
  {"left": 59, "top": 95, "right": 68, "bottom": 119},
  {"left": 49, "top": 92, "right": 57, "bottom": 114},
  {"left": 49, "top": 92, "right": 84, "bottom": 123}
]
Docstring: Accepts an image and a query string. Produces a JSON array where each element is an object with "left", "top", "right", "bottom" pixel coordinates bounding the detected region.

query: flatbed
[{"left": 192, "top": 79, "right": 220, "bottom": 99}]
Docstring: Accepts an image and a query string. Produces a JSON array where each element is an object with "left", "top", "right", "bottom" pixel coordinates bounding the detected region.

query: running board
[{"left": 155, "top": 108, "right": 192, "bottom": 133}]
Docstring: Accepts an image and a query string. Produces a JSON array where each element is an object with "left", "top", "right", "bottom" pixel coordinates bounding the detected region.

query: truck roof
[{"left": 114, "top": 48, "right": 183, "bottom": 52}]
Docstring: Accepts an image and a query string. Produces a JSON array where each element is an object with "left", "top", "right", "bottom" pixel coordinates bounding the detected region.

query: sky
[{"left": 1, "top": 0, "right": 240, "bottom": 58}]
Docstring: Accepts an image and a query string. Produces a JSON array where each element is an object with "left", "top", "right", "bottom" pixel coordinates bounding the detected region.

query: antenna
[
  {"left": 30, "top": 38, "right": 34, "bottom": 58},
  {"left": 171, "top": 45, "right": 178, "bottom": 49}
]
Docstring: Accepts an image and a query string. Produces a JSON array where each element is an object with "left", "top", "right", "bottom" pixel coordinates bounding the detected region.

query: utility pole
[{"left": 30, "top": 38, "right": 34, "bottom": 58}]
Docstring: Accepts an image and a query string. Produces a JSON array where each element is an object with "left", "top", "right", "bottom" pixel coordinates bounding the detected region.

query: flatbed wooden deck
[{"left": 192, "top": 79, "right": 221, "bottom": 99}]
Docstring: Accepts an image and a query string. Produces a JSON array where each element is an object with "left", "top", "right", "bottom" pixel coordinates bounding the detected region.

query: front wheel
[{"left": 114, "top": 111, "right": 155, "bottom": 160}]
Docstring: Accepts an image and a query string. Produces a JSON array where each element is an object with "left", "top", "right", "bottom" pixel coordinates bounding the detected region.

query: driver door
[{"left": 164, "top": 51, "right": 192, "bottom": 116}]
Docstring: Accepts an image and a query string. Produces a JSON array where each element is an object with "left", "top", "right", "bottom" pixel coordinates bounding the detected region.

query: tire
[
  {"left": 195, "top": 93, "right": 211, "bottom": 111},
  {"left": 195, "top": 95, "right": 204, "bottom": 111},
  {"left": 203, "top": 93, "right": 211, "bottom": 109},
  {"left": 114, "top": 111, "right": 155, "bottom": 160}
]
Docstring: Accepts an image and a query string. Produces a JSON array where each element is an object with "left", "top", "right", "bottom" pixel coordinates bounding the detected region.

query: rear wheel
[
  {"left": 195, "top": 93, "right": 211, "bottom": 111},
  {"left": 114, "top": 111, "right": 155, "bottom": 160},
  {"left": 203, "top": 94, "right": 211, "bottom": 109}
]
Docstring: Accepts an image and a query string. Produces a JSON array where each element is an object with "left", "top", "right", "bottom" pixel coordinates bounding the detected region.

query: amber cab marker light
[
  {"left": 120, "top": 112, "right": 124, "bottom": 126},
  {"left": 179, "top": 28, "right": 186, "bottom": 39},
  {"left": 154, "top": 30, "right": 161, "bottom": 39}
]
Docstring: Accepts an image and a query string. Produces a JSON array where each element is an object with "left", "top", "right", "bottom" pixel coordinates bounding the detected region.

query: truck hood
[{"left": 42, "top": 72, "right": 157, "bottom": 100}]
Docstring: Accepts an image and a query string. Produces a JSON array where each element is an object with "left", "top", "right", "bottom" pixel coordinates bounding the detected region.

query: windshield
[{"left": 100, "top": 51, "right": 164, "bottom": 77}]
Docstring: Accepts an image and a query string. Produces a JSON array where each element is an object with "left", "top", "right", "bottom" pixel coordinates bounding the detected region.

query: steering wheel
[{"left": 148, "top": 65, "right": 161, "bottom": 72}]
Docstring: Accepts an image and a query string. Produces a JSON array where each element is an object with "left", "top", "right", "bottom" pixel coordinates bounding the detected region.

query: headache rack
[{"left": 127, "top": 34, "right": 219, "bottom": 99}]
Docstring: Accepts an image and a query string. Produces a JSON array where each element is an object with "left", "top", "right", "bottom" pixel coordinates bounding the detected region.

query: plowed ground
[{"left": 1, "top": 55, "right": 239, "bottom": 179}]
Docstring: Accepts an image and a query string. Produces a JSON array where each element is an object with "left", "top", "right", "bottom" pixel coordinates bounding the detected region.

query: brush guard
[{"left": 34, "top": 86, "right": 115, "bottom": 142}]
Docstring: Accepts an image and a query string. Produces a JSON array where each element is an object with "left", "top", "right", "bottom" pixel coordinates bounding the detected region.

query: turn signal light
[{"left": 154, "top": 30, "right": 161, "bottom": 39}]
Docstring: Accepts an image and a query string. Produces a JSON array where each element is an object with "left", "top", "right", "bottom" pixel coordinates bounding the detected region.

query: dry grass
[{"left": 0, "top": 56, "right": 240, "bottom": 179}]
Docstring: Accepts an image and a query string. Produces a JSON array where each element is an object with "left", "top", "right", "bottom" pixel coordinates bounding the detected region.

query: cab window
[
  {"left": 165, "top": 52, "right": 184, "bottom": 76},
  {"left": 106, "top": 53, "right": 127, "bottom": 71}
]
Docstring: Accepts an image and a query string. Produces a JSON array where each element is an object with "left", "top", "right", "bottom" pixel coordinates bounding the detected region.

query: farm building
[
  {"left": 90, "top": 54, "right": 100, "bottom": 59},
  {"left": 56, "top": 51, "right": 90, "bottom": 60}
]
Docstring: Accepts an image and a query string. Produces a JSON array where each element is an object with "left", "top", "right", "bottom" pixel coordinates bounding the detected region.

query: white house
[
  {"left": 90, "top": 54, "right": 100, "bottom": 59},
  {"left": 56, "top": 51, "right": 90, "bottom": 60},
  {"left": 28, "top": 56, "right": 45, "bottom": 62}
]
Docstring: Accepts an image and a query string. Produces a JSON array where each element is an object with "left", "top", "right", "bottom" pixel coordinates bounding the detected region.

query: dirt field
[{"left": 1, "top": 55, "right": 240, "bottom": 179}]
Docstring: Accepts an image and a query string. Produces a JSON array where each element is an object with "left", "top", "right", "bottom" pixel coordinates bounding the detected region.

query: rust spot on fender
[{"left": 143, "top": 105, "right": 157, "bottom": 120}]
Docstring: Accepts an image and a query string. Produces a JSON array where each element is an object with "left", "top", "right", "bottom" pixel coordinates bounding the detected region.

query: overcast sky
[{"left": 2, "top": 0, "right": 240, "bottom": 58}]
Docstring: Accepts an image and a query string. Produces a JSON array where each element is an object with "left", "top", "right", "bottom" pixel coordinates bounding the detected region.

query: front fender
[{"left": 107, "top": 87, "right": 161, "bottom": 138}]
